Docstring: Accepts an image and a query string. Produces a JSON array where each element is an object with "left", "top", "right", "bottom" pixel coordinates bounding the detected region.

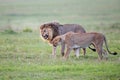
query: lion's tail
[
  {"left": 88, "top": 46, "right": 96, "bottom": 52},
  {"left": 104, "top": 37, "right": 117, "bottom": 55}
]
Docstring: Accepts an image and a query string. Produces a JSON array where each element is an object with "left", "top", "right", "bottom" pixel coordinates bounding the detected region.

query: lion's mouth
[{"left": 43, "top": 34, "right": 49, "bottom": 40}]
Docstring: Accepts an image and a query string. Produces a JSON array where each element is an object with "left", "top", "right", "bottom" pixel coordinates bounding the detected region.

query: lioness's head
[
  {"left": 51, "top": 36, "right": 62, "bottom": 47},
  {"left": 40, "top": 22, "right": 60, "bottom": 41}
]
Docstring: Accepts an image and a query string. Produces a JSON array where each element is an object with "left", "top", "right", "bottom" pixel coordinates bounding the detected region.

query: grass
[
  {"left": 23, "top": 27, "right": 32, "bottom": 32},
  {"left": 0, "top": 27, "right": 120, "bottom": 80},
  {"left": 0, "top": 0, "right": 120, "bottom": 80}
]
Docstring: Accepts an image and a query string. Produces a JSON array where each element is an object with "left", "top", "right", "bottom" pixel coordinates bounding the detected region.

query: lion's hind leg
[
  {"left": 102, "top": 49, "right": 108, "bottom": 60},
  {"left": 96, "top": 46, "right": 103, "bottom": 60},
  {"left": 74, "top": 48, "right": 80, "bottom": 58}
]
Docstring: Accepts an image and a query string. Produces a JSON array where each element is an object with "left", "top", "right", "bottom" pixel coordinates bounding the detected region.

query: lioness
[
  {"left": 40, "top": 22, "right": 95, "bottom": 57},
  {"left": 51, "top": 32, "right": 117, "bottom": 60}
]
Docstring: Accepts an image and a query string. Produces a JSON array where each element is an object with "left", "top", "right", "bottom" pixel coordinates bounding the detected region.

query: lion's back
[{"left": 60, "top": 24, "right": 86, "bottom": 34}]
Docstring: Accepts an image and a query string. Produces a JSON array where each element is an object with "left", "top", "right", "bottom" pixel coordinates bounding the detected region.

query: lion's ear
[
  {"left": 40, "top": 23, "right": 47, "bottom": 29},
  {"left": 40, "top": 24, "right": 44, "bottom": 30},
  {"left": 40, "top": 26, "right": 42, "bottom": 30}
]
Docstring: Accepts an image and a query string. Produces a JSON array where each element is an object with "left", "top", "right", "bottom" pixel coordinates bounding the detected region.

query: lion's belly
[
  {"left": 72, "top": 44, "right": 80, "bottom": 48},
  {"left": 71, "top": 34, "right": 94, "bottom": 48},
  {"left": 72, "top": 43, "right": 90, "bottom": 48}
]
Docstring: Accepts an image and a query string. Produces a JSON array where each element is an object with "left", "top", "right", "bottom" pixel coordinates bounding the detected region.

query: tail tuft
[
  {"left": 91, "top": 48, "right": 96, "bottom": 52},
  {"left": 111, "top": 52, "right": 117, "bottom": 55},
  {"left": 89, "top": 46, "right": 96, "bottom": 52}
]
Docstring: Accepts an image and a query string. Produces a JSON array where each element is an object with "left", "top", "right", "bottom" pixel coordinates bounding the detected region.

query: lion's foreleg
[
  {"left": 82, "top": 48, "right": 86, "bottom": 56},
  {"left": 61, "top": 43, "right": 65, "bottom": 56},
  {"left": 52, "top": 46, "right": 57, "bottom": 57},
  {"left": 64, "top": 48, "right": 71, "bottom": 59}
]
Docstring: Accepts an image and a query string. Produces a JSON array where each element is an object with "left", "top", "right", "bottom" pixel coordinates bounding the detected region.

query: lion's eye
[
  {"left": 43, "top": 29, "right": 47, "bottom": 32},
  {"left": 43, "top": 30, "right": 46, "bottom": 32}
]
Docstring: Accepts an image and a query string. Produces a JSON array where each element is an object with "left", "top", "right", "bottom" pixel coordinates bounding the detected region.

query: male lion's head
[{"left": 40, "top": 22, "right": 60, "bottom": 41}]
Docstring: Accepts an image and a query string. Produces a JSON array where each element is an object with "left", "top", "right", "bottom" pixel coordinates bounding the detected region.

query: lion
[
  {"left": 40, "top": 22, "right": 95, "bottom": 57},
  {"left": 51, "top": 32, "right": 117, "bottom": 60}
]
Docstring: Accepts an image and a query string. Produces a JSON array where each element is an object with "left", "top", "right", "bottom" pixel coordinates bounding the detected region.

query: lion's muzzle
[{"left": 42, "top": 34, "right": 49, "bottom": 39}]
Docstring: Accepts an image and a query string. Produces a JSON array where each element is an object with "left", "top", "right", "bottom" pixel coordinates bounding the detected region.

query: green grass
[
  {"left": 0, "top": 27, "right": 120, "bottom": 80},
  {"left": 0, "top": 0, "right": 120, "bottom": 80}
]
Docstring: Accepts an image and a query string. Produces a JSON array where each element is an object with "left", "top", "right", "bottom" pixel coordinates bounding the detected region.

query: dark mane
[{"left": 40, "top": 22, "right": 62, "bottom": 40}]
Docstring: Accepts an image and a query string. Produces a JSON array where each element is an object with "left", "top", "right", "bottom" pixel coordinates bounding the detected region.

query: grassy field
[
  {"left": 0, "top": 0, "right": 120, "bottom": 80},
  {"left": 0, "top": 29, "right": 120, "bottom": 80}
]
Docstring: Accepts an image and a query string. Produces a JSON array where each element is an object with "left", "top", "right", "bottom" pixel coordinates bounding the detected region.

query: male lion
[
  {"left": 40, "top": 22, "right": 95, "bottom": 57},
  {"left": 51, "top": 32, "right": 117, "bottom": 60}
]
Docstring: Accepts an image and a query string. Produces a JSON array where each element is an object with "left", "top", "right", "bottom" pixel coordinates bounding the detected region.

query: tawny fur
[
  {"left": 40, "top": 22, "right": 86, "bottom": 56},
  {"left": 51, "top": 32, "right": 117, "bottom": 60}
]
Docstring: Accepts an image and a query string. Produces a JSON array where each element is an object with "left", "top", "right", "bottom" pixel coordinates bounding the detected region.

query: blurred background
[
  {"left": 0, "top": 0, "right": 120, "bottom": 32},
  {"left": 0, "top": 0, "right": 120, "bottom": 80}
]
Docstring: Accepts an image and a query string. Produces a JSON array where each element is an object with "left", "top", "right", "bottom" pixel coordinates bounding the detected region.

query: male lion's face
[
  {"left": 40, "top": 27, "right": 53, "bottom": 41},
  {"left": 51, "top": 36, "right": 61, "bottom": 47}
]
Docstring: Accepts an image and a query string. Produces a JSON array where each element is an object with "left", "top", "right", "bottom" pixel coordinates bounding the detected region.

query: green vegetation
[
  {"left": 23, "top": 27, "right": 32, "bottom": 32},
  {"left": 0, "top": 0, "right": 120, "bottom": 80},
  {"left": 3, "top": 29, "right": 16, "bottom": 34},
  {"left": 0, "top": 27, "right": 120, "bottom": 80}
]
